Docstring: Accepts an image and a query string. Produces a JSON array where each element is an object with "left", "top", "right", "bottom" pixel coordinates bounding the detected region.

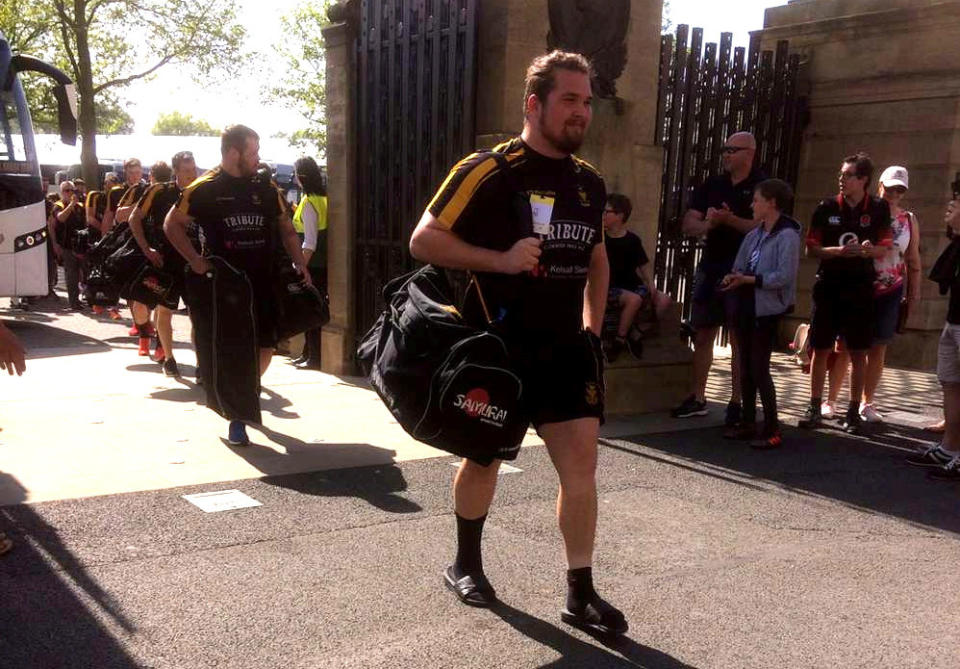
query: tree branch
[
  {"left": 54, "top": 1, "right": 80, "bottom": 78},
  {"left": 93, "top": 53, "right": 175, "bottom": 92}
]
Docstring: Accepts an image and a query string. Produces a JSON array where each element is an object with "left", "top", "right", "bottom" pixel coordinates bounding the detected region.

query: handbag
[{"left": 357, "top": 265, "right": 527, "bottom": 465}]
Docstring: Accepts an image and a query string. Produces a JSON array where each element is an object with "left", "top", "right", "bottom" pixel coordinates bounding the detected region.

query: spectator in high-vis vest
[{"left": 290, "top": 156, "right": 328, "bottom": 370}]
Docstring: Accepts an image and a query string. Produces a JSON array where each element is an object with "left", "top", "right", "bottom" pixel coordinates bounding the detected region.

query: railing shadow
[
  {"left": 602, "top": 424, "right": 960, "bottom": 535},
  {"left": 0, "top": 470, "right": 141, "bottom": 668}
]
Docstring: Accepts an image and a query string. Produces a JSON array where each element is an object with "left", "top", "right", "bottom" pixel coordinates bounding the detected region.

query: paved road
[{"left": 1, "top": 295, "right": 958, "bottom": 669}]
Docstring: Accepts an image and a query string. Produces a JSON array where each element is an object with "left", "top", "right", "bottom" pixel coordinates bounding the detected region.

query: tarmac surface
[{"left": 1, "top": 292, "right": 958, "bottom": 669}]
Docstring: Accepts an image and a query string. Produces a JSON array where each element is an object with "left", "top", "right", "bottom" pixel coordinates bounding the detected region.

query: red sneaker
[
  {"left": 109, "top": 308, "right": 122, "bottom": 320},
  {"left": 92, "top": 305, "right": 105, "bottom": 315},
  {"left": 138, "top": 337, "right": 150, "bottom": 356},
  {"left": 129, "top": 325, "right": 140, "bottom": 336},
  {"left": 152, "top": 342, "right": 165, "bottom": 363}
]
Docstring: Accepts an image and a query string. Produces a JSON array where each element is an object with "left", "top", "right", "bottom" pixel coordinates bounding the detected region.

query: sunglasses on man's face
[
  {"left": 63, "top": 188, "right": 75, "bottom": 193},
  {"left": 721, "top": 146, "right": 748, "bottom": 155},
  {"left": 839, "top": 171, "right": 859, "bottom": 179}
]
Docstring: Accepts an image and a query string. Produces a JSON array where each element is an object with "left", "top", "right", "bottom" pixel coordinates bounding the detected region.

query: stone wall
[{"left": 760, "top": 0, "right": 960, "bottom": 369}]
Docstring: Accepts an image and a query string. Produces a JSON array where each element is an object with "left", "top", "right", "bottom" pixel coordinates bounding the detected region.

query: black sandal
[
  {"left": 561, "top": 597, "right": 629, "bottom": 636},
  {"left": 443, "top": 565, "right": 497, "bottom": 608}
]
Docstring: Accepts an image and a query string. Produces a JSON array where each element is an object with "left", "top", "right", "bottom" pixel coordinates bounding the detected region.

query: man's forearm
[
  {"left": 128, "top": 210, "right": 151, "bottom": 253},
  {"left": 163, "top": 213, "right": 202, "bottom": 266},
  {"left": 583, "top": 256, "right": 609, "bottom": 334},
  {"left": 410, "top": 223, "right": 506, "bottom": 273},
  {"left": 281, "top": 227, "right": 308, "bottom": 266},
  {"left": 725, "top": 215, "right": 758, "bottom": 234}
]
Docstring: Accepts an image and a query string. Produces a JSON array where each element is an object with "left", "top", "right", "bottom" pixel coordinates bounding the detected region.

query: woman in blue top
[{"left": 720, "top": 179, "right": 801, "bottom": 448}]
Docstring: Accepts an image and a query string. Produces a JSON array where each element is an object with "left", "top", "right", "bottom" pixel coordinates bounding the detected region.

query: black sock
[
  {"left": 848, "top": 400, "right": 860, "bottom": 415},
  {"left": 135, "top": 321, "right": 149, "bottom": 336},
  {"left": 811, "top": 397, "right": 822, "bottom": 411},
  {"left": 566, "top": 567, "right": 597, "bottom": 612},
  {"left": 453, "top": 513, "right": 486, "bottom": 575}
]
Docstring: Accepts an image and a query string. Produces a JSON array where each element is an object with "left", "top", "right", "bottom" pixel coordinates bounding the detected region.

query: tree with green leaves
[
  {"left": 1, "top": 1, "right": 245, "bottom": 185},
  {"left": 267, "top": 1, "right": 331, "bottom": 157},
  {"left": 152, "top": 111, "right": 219, "bottom": 137}
]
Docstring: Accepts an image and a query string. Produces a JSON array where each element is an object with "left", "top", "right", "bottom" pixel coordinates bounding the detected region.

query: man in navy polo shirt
[
  {"left": 672, "top": 132, "right": 764, "bottom": 424},
  {"left": 799, "top": 152, "right": 892, "bottom": 434}
]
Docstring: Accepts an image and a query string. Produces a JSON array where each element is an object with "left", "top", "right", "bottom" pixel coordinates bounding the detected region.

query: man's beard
[{"left": 539, "top": 110, "right": 586, "bottom": 154}]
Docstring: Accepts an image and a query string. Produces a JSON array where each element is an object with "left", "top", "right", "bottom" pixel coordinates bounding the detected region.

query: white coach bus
[{"left": 0, "top": 31, "right": 77, "bottom": 297}]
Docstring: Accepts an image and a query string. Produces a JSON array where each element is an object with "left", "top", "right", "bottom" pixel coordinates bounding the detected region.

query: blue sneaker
[{"left": 227, "top": 421, "right": 249, "bottom": 446}]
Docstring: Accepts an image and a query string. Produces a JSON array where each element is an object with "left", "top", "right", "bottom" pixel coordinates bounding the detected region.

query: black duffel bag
[
  {"left": 274, "top": 265, "right": 331, "bottom": 340},
  {"left": 357, "top": 265, "right": 527, "bottom": 466},
  {"left": 83, "top": 268, "right": 121, "bottom": 306},
  {"left": 125, "top": 264, "right": 175, "bottom": 309}
]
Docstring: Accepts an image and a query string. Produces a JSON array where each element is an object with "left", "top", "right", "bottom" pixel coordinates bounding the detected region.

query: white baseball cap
[{"left": 879, "top": 165, "right": 909, "bottom": 190}]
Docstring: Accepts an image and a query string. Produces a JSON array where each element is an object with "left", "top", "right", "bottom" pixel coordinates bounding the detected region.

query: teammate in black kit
[
  {"left": 410, "top": 51, "right": 627, "bottom": 636},
  {"left": 164, "top": 125, "right": 311, "bottom": 446},
  {"left": 128, "top": 152, "right": 200, "bottom": 377},
  {"left": 799, "top": 152, "right": 892, "bottom": 434}
]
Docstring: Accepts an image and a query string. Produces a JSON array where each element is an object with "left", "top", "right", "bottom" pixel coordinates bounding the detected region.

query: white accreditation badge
[{"left": 530, "top": 194, "right": 555, "bottom": 235}]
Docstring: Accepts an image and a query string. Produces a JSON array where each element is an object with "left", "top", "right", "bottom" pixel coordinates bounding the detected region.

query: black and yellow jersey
[
  {"left": 174, "top": 167, "right": 286, "bottom": 278},
  {"left": 85, "top": 190, "right": 107, "bottom": 223},
  {"left": 135, "top": 182, "right": 190, "bottom": 249},
  {"left": 105, "top": 181, "right": 148, "bottom": 215},
  {"left": 427, "top": 137, "right": 606, "bottom": 335},
  {"left": 52, "top": 198, "right": 86, "bottom": 250}
]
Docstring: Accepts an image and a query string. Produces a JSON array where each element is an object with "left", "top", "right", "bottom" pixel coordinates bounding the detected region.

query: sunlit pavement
[{"left": 1, "top": 294, "right": 957, "bottom": 669}]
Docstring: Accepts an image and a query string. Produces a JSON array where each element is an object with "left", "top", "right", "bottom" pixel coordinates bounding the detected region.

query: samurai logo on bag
[{"left": 454, "top": 388, "right": 509, "bottom": 427}]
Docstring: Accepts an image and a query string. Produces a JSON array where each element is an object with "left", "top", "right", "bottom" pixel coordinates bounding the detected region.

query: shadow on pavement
[
  {"left": 490, "top": 601, "right": 697, "bottom": 668},
  {"left": 604, "top": 424, "right": 960, "bottom": 535},
  {"left": 232, "top": 428, "right": 422, "bottom": 513},
  {"left": 0, "top": 471, "right": 140, "bottom": 668},
  {"left": 5, "top": 320, "right": 111, "bottom": 358}
]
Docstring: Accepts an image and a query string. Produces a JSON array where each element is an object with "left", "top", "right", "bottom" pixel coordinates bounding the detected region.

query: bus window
[{"left": 0, "top": 90, "right": 27, "bottom": 162}]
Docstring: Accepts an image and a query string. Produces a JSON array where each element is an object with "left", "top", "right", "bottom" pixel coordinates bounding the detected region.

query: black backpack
[{"left": 357, "top": 265, "right": 527, "bottom": 466}]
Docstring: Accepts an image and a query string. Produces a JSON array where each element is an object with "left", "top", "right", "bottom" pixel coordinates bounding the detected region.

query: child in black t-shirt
[{"left": 603, "top": 193, "right": 661, "bottom": 360}]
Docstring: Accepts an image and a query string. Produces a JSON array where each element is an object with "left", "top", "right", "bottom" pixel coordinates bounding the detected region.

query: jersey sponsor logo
[
  {"left": 453, "top": 388, "right": 509, "bottom": 427},
  {"left": 828, "top": 216, "right": 841, "bottom": 225},
  {"left": 860, "top": 214, "right": 871, "bottom": 227},
  {"left": 223, "top": 214, "right": 265, "bottom": 230},
  {"left": 542, "top": 221, "right": 597, "bottom": 245}
]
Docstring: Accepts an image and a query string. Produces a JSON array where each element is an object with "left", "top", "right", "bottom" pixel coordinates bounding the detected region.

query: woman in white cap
[{"left": 826, "top": 165, "right": 922, "bottom": 421}]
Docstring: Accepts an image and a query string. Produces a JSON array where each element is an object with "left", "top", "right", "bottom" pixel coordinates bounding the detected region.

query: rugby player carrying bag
[{"left": 357, "top": 265, "right": 527, "bottom": 466}]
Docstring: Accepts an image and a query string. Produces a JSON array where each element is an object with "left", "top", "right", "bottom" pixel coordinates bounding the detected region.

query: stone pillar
[
  {"left": 761, "top": 0, "right": 960, "bottom": 369},
  {"left": 320, "top": 19, "right": 358, "bottom": 375}
]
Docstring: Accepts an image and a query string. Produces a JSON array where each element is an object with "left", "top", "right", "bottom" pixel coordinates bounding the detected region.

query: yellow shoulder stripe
[{"left": 176, "top": 171, "right": 217, "bottom": 214}]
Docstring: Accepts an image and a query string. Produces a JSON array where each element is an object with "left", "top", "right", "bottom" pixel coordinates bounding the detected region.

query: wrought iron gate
[
  {"left": 354, "top": 0, "right": 478, "bottom": 336},
  {"left": 654, "top": 26, "right": 809, "bottom": 322}
]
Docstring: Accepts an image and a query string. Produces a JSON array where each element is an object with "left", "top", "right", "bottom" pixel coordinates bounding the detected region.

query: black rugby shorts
[
  {"left": 515, "top": 330, "right": 605, "bottom": 430},
  {"left": 809, "top": 279, "right": 874, "bottom": 352}
]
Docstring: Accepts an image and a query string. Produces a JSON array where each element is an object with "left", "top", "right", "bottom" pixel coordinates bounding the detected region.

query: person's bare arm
[
  {"left": 681, "top": 209, "right": 709, "bottom": 238},
  {"left": 278, "top": 212, "right": 312, "bottom": 285},
  {"left": 636, "top": 263, "right": 657, "bottom": 297},
  {"left": 409, "top": 210, "right": 541, "bottom": 274},
  {"left": 102, "top": 208, "right": 116, "bottom": 234},
  {"left": 906, "top": 213, "right": 922, "bottom": 303},
  {"left": 0, "top": 321, "right": 26, "bottom": 376},
  {"left": 115, "top": 204, "right": 135, "bottom": 224},
  {"left": 583, "top": 242, "right": 609, "bottom": 335},
  {"left": 55, "top": 198, "right": 78, "bottom": 223},
  {"left": 163, "top": 206, "right": 208, "bottom": 274},
  {"left": 129, "top": 205, "right": 163, "bottom": 268},
  {"left": 712, "top": 203, "right": 757, "bottom": 234}
]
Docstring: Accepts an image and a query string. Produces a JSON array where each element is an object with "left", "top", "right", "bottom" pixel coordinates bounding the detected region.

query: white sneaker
[
  {"left": 820, "top": 401, "right": 834, "bottom": 419},
  {"left": 860, "top": 403, "right": 883, "bottom": 423}
]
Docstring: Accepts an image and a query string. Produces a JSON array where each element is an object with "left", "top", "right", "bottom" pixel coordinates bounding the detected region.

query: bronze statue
[{"left": 547, "top": 0, "right": 631, "bottom": 98}]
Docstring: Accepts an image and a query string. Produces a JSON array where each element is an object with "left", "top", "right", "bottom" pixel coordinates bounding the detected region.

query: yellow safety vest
[{"left": 293, "top": 194, "right": 328, "bottom": 233}]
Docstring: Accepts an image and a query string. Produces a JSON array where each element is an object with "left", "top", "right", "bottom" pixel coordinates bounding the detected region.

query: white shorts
[{"left": 937, "top": 324, "right": 960, "bottom": 384}]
